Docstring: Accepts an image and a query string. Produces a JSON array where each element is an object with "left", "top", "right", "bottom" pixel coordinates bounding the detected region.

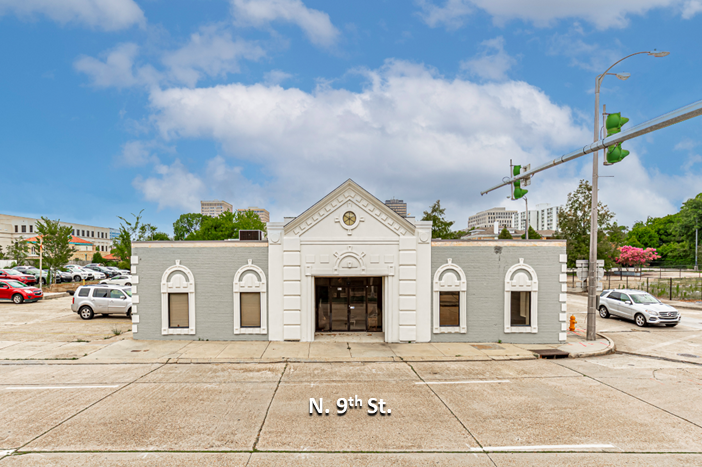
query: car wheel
[
  {"left": 125, "top": 282, "right": 131, "bottom": 286},
  {"left": 12, "top": 294, "right": 24, "bottom": 304},
  {"left": 599, "top": 306, "right": 610, "bottom": 318},
  {"left": 74, "top": 275, "right": 81, "bottom": 282},
  {"left": 666, "top": 323, "right": 678, "bottom": 327},
  {"left": 126, "top": 308, "right": 132, "bottom": 317},
  {"left": 41, "top": 278, "right": 46, "bottom": 285},
  {"left": 79, "top": 306, "right": 94, "bottom": 320},
  {"left": 635, "top": 313, "right": 647, "bottom": 327}
]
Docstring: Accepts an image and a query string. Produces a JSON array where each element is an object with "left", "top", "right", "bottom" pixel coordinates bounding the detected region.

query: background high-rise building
[
  {"left": 200, "top": 200, "right": 233, "bottom": 217},
  {"left": 0, "top": 214, "right": 114, "bottom": 253},
  {"left": 512, "top": 203, "right": 563, "bottom": 231},
  {"left": 384, "top": 199, "right": 407, "bottom": 217},
  {"left": 237, "top": 207, "right": 270, "bottom": 223},
  {"left": 468, "top": 207, "right": 517, "bottom": 229}
]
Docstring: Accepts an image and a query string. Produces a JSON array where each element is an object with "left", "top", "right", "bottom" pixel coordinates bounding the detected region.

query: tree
[
  {"left": 150, "top": 232, "right": 171, "bottom": 241},
  {"left": 674, "top": 193, "right": 702, "bottom": 261},
  {"left": 173, "top": 213, "right": 204, "bottom": 241},
  {"left": 7, "top": 240, "right": 29, "bottom": 265},
  {"left": 521, "top": 226, "right": 541, "bottom": 239},
  {"left": 421, "top": 200, "right": 455, "bottom": 239},
  {"left": 92, "top": 252, "right": 105, "bottom": 264},
  {"left": 0, "top": 245, "right": 5, "bottom": 260},
  {"left": 625, "top": 222, "right": 659, "bottom": 249},
  {"left": 111, "top": 210, "right": 161, "bottom": 267},
  {"left": 36, "top": 217, "right": 77, "bottom": 282},
  {"left": 498, "top": 228, "right": 513, "bottom": 239},
  {"left": 616, "top": 246, "right": 661, "bottom": 269},
  {"left": 189, "top": 210, "right": 267, "bottom": 241},
  {"left": 558, "top": 179, "right": 620, "bottom": 269}
]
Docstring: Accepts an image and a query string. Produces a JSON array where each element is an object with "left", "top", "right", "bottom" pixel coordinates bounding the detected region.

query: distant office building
[
  {"left": 0, "top": 214, "right": 114, "bottom": 253},
  {"left": 384, "top": 199, "right": 407, "bottom": 217},
  {"left": 468, "top": 207, "right": 517, "bottom": 230},
  {"left": 512, "top": 204, "right": 563, "bottom": 231},
  {"left": 237, "top": 207, "right": 270, "bottom": 223},
  {"left": 201, "top": 200, "right": 233, "bottom": 217},
  {"left": 109, "top": 228, "right": 120, "bottom": 239}
]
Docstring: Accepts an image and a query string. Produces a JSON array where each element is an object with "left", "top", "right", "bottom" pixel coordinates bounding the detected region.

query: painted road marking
[
  {"left": 470, "top": 444, "right": 615, "bottom": 452},
  {"left": 416, "top": 380, "right": 510, "bottom": 385},
  {"left": 5, "top": 385, "right": 120, "bottom": 390}
]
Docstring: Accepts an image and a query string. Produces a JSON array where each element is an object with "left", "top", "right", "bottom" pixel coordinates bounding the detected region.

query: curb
[
  {"left": 566, "top": 333, "right": 616, "bottom": 358},
  {"left": 42, "top": 292, "right": 69, "bottom": 300}
]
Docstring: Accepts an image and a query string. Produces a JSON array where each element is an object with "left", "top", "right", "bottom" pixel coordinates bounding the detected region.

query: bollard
[{"left": 569, "top": 315, "right": 577, "bottom": 332}]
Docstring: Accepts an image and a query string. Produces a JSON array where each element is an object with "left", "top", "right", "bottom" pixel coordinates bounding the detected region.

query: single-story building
[{"left": 130, "top": 180, "right": 568, "bottom": 343}]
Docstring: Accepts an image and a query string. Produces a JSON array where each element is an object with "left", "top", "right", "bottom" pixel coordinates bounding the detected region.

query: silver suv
[
  {"left": 71, "top": 284, "right": 132, "bottom": 320},
  {"left": 599, "top": 289, "right": 681, "bottom": 327}
]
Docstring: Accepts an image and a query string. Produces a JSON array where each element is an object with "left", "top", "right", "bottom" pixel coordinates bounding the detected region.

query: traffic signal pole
[{"left": 587, "top": 75, "right": 603, "bottom": 341}]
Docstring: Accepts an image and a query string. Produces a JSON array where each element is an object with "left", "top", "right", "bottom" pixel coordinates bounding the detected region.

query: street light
[{"left": 586, "top": 50, "right": 670, "bottom": 341}]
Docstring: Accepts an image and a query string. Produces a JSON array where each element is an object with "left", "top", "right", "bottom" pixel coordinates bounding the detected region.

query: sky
[{"left": 2, "top": 0, "right": 702, "bottom": 234}]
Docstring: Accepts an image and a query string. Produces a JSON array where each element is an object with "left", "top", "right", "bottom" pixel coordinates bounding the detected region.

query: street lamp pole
[{"left": 586, "top": 50, "right": 669, "bottom": 341}]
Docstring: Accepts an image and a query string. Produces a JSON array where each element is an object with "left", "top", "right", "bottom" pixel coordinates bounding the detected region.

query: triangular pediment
[{"left": 284, "top": 179, "right": 416, "bottom": 237}]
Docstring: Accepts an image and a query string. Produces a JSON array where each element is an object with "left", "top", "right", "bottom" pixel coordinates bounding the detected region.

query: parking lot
[{"left": 1, "top": 295, "right": 702, "bottom": 465}]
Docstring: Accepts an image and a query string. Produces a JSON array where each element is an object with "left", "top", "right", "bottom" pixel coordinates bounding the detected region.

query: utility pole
[
  {"left": 695, "top": 228, "right": 698, "bottom": 271},
  {"left": 38, "top": 237, "right": 43, "bottom": 289},
  {"left": 525, "top": 197, "right": 529, "bottom": 240}
]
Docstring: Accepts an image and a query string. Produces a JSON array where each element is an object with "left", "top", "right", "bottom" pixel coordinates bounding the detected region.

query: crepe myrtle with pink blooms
[{"left": 615, "top": 246, "right": 661, "bottom": 269}]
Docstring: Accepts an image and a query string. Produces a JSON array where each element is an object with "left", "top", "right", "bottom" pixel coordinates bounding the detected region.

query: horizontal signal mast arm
[{"left": 480, "top": 98, "right": 702, "bottom": 196}]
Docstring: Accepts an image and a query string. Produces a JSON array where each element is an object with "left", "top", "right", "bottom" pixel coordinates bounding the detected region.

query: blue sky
[{"left": 2, "top": 0, "right": 702, "bottom": 234}]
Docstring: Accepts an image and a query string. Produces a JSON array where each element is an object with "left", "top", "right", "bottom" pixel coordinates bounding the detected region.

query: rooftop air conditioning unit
[{"left": 239, "top": 230, "right": 264, "bottom": 241}]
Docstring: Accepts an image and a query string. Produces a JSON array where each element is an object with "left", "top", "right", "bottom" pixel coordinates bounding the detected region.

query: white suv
[
  {"left": 65, "top": 265, "right": 92, "bottom": 282},
  {"left": 71, "top": 285, "right": 132, "bottom": 320}
]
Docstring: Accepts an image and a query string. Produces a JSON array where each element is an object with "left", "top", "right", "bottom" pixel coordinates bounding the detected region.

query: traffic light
[
  {"left": 512, "top": 165, "right": 528, "bottom": 199},
  {"left": 605, "top": 112, "right": 630, "bottom": 164}
]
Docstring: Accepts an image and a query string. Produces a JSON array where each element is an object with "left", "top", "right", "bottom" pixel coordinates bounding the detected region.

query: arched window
[
  {"left": 504, "top": 259, "right": 538, "bottom": 333},
  {"left": 433, "top": 259, "right": 467, "bottom": 333},
  {"left": 161, "top": 261, "right": 196, "bottom": 335},
  {"left": 233, "top": 260, "right": 267, "bottom": 335}
]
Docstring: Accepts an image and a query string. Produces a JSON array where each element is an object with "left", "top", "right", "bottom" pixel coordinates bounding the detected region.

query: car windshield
[
  {"left": 630, "top": 293, "right": 660, "bottom": 304},
  {"left": 6, "top": 270, "right": 23, "bottom": 275},
  {"left": 7, "top": 280, "right": 27, "bottom": 288},
  {"left": 122, "top": 288, "right": 132, "bottom": 297}
]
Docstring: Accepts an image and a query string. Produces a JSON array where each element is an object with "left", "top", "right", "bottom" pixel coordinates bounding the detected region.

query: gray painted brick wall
[
  {"left": 133, "top": 242, "right": 269, "bottom": 341},
  {"left": 430, "top": 242, "right": 565, "bottom": 344}
]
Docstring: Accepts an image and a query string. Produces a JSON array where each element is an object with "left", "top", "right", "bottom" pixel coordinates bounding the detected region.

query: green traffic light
[
  {"left": 513, "top": 179, "right": 528, "bottom": 199},
  {"left": 606, "top": 112, "right": 629, "bottom": 137},
  {"left": 606, "top": 143, "right": 630, "bottom": 164},
  {"left": 513, "top": 165, "right": 521, "bottom": 176}
]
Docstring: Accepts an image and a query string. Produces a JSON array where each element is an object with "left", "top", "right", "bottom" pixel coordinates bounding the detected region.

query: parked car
[
  {"left": 71, "top": 285, "right": 132, "bottom": 319},
  {"left": 0, "top": 269, "right": 38, "bottom": 286},
  {"left": 0, "top": 279, "right": 43, "bottom": 304},
  {"left": 599, "top": 289, "right": 682, "bottom": 327},
  {"left": 36, "top": 269, "right": 72, "bottom": 284},
  {"left": 85, "top": 265, "right": 119, "bottom": 278},
  {"left": 64, "top": 265, "right": 92, "bottom": 282},
  {"left": 14, "top": 266, "right": 35, "bottom": 274},
  {"left": 100, "top": 275, "right": 134, "bottom": 286}
]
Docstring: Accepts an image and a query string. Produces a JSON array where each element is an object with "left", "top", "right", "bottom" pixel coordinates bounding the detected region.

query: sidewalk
[{"left": 0, "top": 330, "right": 614, "bottom": 364}]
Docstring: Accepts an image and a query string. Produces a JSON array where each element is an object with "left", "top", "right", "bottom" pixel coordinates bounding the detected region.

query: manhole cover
[
  {"left": 471, "top": 344, "right": 504, "bottom": 350},
  {"left": 532, "top": 349, "right": 570, "bottom": 359},
  {"left": 678, "top": 353, "right": 700, "bottom": 358}
]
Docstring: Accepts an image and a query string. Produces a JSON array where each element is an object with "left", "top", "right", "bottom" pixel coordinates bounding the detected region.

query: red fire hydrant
[{"left": 569, "top": 315, "right": 577, "bottom": 332}]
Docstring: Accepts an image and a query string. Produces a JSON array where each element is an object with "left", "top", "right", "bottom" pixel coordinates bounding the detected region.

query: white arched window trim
[
  {"left": 433, "top": 259, "right": 467, "bottom": 333},
  {"left": 161, "top": 260, "right": 196, "bottom": 335},
  {"left": 233, "top": 260, "right": 267, "bottom": 335},
  {"left": 504, "top": 258, "right": 538, "bottom": 334}
]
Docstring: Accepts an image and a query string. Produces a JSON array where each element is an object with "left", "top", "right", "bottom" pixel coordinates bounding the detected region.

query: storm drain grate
[
  {"left": 678, "top": 353, "right": 700, "bottom": 358},
  {"left": 532, "top": 349, "right": 570, "bottom": 359}
]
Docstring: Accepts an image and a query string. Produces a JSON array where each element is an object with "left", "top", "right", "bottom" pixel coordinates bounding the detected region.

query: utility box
[{"left": 239, "top": 230, "right": 265, "bottom": 241}]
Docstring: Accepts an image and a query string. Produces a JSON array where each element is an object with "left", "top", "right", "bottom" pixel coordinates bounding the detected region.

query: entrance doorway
[{"left": 315, "top": 277, "right": 382, "bottom": 332}]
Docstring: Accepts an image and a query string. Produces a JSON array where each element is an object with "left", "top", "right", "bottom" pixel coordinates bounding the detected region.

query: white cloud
[
  {"left": 263, "top": 69, "right": 294, "bottom": 86},
  {"left": 132, "top": 160, "right": 206, "bottom": 211},
  {"left": 143, "top": 59, "right": 588, "bottom": 220},
  {"left": 118, "top": 140, "right": 168, "bottom": 167},
  {"left": 231, "top": 0, "right": 340, "bottom": 47},
  {"left": 417, "top": 0, "right": 701, "bottom": 30},
  {"left": 460, "top": 36, "right": 516, "bottom": 81},
  {"left": 162, "top": 26, "right": 265, "bottom": 87},
  {"left": 0, "top": 0, "right": 145, "bottom": 30},
  {"left": 675, "top": 138, "right": 699, "bottom": 151},
  {"left": 547, "top": 31, "right": 623, "bottom": 72},
  {"left": 74, "top": 43, "right": 161, "bottom": 89}
]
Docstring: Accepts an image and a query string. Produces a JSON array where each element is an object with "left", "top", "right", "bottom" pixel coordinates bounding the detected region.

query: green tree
[
  {"left": 7, "top": 240, "right": 29, "bottom": 265},
  {"left": 421, "top": 200, "right": 455, "bottom": 239},
  {"left": 498, "top": 228, "right": 513, "bottom": 239},
  {"left": 173, "top": 213, "right": 204, "bottom": 241},
  {"left": 625, "top": 222, "right": 659, "bottom": 249},
  {"left": 36, "top": 217, "right": 77, "bottom": 282},
  {"left": 674, "top": 193, "right": 702, "bottom": 260},
  {"left": 189, "top": 210, "right": 267, "bottom": 241},
  {"left": 521, "top": 226, "right": 541, "bottom": 239},
  {"left": 110, "top": 210, "right": 161, "bottom": 267},
  {"left": 559, "top": 179, "right": 620, "bottom": 269},
  {"left": 92, "top": 252, "right": 105, "bottom": 264},
  {"left": 0, "top": 245, "right": 5, "bottom": 260},
  {"left": 150, "top": 232, "right": 171, "bottom": 241}
]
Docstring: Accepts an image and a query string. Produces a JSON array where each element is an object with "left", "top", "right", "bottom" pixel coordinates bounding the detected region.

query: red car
[
  {"left": 0, "top": 280, "right": 43, "bottom": 304},
  {"left": 0, "top": 269, "right": 37, "bottom": 286}
]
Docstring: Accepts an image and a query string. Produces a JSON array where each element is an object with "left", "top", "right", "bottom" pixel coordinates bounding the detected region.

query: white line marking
[
  {"left": 470, "top": 444, "right": 615, "bottom": 452},
  {"left": 416, "top": 380, "right": 510, "bottom": 385},
  {"left": 4, "top": 385, "right": 119, "bottom": 390}
]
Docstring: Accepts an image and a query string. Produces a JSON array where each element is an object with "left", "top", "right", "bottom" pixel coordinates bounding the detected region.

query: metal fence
[{"left": 605, "top": 275, "right": 702, "bottom": 301}]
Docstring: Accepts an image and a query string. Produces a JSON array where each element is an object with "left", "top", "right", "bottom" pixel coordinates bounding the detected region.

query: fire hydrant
[{"left": 569, "top": 315, "right": 577, "bottom": 332}]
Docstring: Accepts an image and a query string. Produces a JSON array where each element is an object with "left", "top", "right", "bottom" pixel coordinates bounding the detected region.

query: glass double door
[{"left": 315, "top": 277, "right": 382, "bottom": 332}]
